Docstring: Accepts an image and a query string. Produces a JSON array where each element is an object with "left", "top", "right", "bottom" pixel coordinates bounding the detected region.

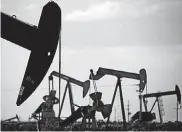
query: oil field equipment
[
  {"left": 1, "top": 1, "right": 61, "bottom": 106},
  {"left": 58, "top": 92, "right": 112, "bottom": 130},
  {"left": 49, "top": 71, "right": 90, "bottom": 115},
  {"left": 89, "top": 67, "right": 147, "bottom": 128},
  {"left": 30, "top": 71, "right": 90, "bottom": 130},
  {"left": 142, "top": 85, "right": 181, "bottom": 123},
  {"left": 42, "top": 90, "right": 59, "bottom": 120},
  {"left": 80, "top": 92, "right": 112, "bottom": 130},
  {"left": 31, "top": 90, "right": 59, "bottom": 120},
  {"left": 30, "top": 90, "right": 60, "bottom": 131},
  {"left": 131, "top": 111, "right": 156, "bottom": 122}
]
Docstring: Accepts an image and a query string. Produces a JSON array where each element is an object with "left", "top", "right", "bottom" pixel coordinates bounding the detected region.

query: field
[{"left": 1, "top": 121, "right": 182, "bottom": 131}]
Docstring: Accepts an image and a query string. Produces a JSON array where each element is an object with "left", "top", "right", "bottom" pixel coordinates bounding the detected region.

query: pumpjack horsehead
[
  {"left": 140, "top": 85, "right": 181, "bottom": 123},
  {"left": 1, "top": 1, "right": 61, "bottom": 106},
  {"left": 89, "top": 67, "right": 147, "bottom": 129}
]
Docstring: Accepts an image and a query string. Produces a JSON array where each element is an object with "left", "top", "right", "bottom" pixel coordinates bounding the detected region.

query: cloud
[
  {"left": 64, "top": 0, "right": 160, "bottom": 22},
  {"left": 64, "top": 0, "right": 182, "bottom": 22},
  {"left": 64, "top": 1, "right": 119, "bottom": 22}
]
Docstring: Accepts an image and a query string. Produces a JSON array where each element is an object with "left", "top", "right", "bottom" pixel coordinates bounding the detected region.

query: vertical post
[
  {"left": 139, "top": 91, "right": 142, "bottom": 121},
  {"left": 127, "top": 100, "right": 130, "bottom": 122},
  {"left": 52, "top": 77, "right": 54, "bottom": 90},
  {"left": 81, "top": 117, "right": 86, "bottom": 130},
  {"left": 115, "top": 107, "right": 116, "bottom": 121},
  {"left": 89, "top": 85, "right": 91, "bottom": 128},
  {"left": 92, "top": 117, "right": 97, "bottom": 130},
  {"left": 177, "top": 102, "right": 178, "bottom": 122},
  {"left": 49, "top": 76, "right": 53, "bottom": 94},
  {"left": 49, "top": 78, "right": 50, "bottom": 94},
  {"left": 58, "top": 31, "right": 62, "bottom": 118},
  {"left": 107, "top": 80, "right": 119, "bottom": 124},
  {"left": 88, "top": 118, "right": 91, "bottom": 130},
  {"left": 143, "top": 97, "right": 148, "bottom": 112},
  {"left": 39, "top": 113, "right": 40, "bottom": 121},
  {"left": 118, "top": 78, "right": 126, "bottom": 130}
]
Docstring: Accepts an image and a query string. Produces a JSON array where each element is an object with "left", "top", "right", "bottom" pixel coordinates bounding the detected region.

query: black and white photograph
[{"left": 1, "top": 0, "right": 182, "bottom": 131}]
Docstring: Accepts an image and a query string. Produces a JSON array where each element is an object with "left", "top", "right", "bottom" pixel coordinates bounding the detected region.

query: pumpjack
[
  {"left": 36, "top": 70, "right": 111, "bottom": 130},
  {"left": 1, "top": 1, "right": 61, "bottom": 106},
  {"left": 89, "top": 67, "right": 147, "bottom": 129},
  {"left": 30, "top": 71, "right": 90, "bottom": 130},
  {"left": 31, "top": 73, "right": 111, "bottom": 130},
  {"left": 142, "top": 85, "right": 181, "bottom": 123}
]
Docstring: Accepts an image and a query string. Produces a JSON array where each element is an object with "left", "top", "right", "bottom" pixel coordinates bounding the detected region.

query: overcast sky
[{"left": 1, "top": 0, "right": 182, "bottom": 122}]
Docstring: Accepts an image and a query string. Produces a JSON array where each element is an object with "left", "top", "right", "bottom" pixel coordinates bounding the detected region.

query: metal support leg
[
  {"left": 88, "top": 118, "right": 91, "bottom": 130},
  {"left": 59, "top": 84, "right": 68, "bottom": 116},
  {"left": 81, "top": 116, "right": 86, "bottom": 130},
  {"left": 92, "top": 116, "right": 97, "bottom": 130},
  {"left": 157, "top": 98, "right": 163, "bottom": 123},
  {"left": 118, "top": 78, "right": 126, "bottom": 130},
  {"left": 143, "top": 98, "right": 148, "bottom": 112},
  {"left": 150, "top": 98, "right": 157, "bottom": 112},
  {"left": 107, "top": 80, "right": 119, "bottom": 124},
  {"left": 68, "top": 83, "right": 75, "bottom": 113}
]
